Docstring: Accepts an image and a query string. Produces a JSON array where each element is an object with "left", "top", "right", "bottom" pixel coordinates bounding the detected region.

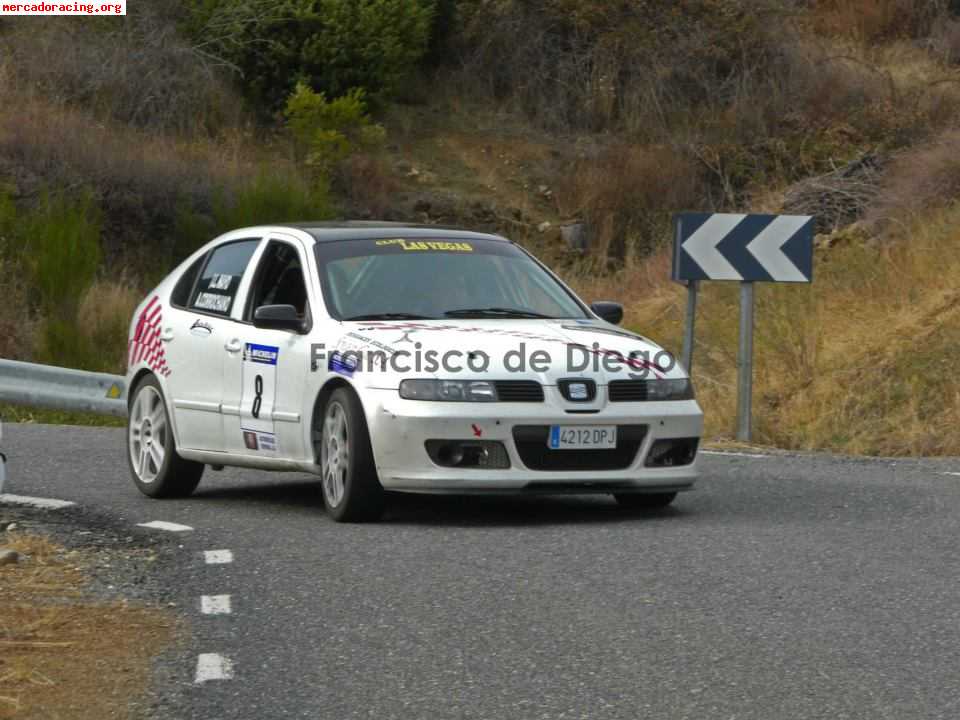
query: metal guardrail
[{"left": 0, "top": 359, "right": 127, "bottom": 417}]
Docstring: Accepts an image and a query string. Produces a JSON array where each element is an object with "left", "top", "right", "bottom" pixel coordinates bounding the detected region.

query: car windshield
[{"left": 314, "top": 237, "right": 590, "bottom": 321}]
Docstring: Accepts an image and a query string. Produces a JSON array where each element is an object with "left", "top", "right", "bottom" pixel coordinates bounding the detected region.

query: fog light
[
  {"left": 644, "top": 438, "right": 699, "bottom": 468},
  {"left": 425, "top": 440, "right": 511, "bottom": 469}
]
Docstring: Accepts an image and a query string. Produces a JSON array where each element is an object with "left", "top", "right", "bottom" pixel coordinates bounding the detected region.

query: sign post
[
  {"left": 672, "top": 213, "right": 815, "bottom": 442},
  {"left": 681, "top": 280, "right": 698, "bottom": 374},
  {"left": 736, "top": 282, "right": 754, "bottom": 441}
]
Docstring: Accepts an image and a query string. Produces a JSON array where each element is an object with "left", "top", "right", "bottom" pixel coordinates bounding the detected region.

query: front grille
[
  {"left": 495, "top": 380, "right": 544, "bottom": 402},
  {"left": 512, "top": 425, "right": 647, "bottom": 471},
  {"left": 608, "top": 380, "right": 649, "bottom": 402}
]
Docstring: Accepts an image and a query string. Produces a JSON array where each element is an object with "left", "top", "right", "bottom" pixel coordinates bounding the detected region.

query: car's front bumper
[{"left": 364, "top": 389, "right": 704, "bottom": 494}]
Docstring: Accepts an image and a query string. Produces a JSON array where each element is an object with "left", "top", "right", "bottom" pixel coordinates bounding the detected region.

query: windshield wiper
[
  {"left": 344, "top": 313, "right": 436, "bottom": 321},
  {"left": 444, "top": 307, "right": 554, "bottom": 319}
]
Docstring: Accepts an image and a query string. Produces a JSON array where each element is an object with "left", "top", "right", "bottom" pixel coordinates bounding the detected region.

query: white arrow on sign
[
  {"left": 745, "top": 215, "right": 810, "bottom": 282},
  {"left": 682, "top": 214, "right": 746, "bottom": 281}
]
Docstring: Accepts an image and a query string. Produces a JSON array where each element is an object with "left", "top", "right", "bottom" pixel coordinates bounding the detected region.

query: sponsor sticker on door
[{"left": 241, "top": 343, "right": 279, "bottom": 449}]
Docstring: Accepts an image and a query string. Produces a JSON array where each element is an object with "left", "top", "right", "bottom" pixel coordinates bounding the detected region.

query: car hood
[{"left": 331, "top": 319, "right": 684, "bottom": 387}]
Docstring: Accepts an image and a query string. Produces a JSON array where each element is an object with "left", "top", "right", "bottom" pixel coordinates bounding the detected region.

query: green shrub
[
  {"left": 0, "top": 190, "right": 16, "bottom": 242},
  {"left": 284, "top": 84, "right": 386, "bottom": 173},
  {"left": 23, "top": 191, "right": 101, "bottom": 315},
  {"left": 34, "top": 281, "right": 138, "bottom": 373},
  {"left": 173, "top": 170, "right": 335, "bottom": 260},
  {"left": 184, "top": 0, "right": 437, "bottom": 109}
]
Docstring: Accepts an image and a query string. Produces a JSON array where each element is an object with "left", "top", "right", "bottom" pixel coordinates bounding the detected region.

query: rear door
[{"left": 162, "top": 238, "right": 262, "bottom": 452}]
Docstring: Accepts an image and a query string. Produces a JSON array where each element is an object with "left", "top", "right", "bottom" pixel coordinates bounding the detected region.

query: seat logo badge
[{"left": 569, "top": 383, "right": 589, "bottom": 400}]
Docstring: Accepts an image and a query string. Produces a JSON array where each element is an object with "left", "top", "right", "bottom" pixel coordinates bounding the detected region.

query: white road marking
[
  {"left": 195, "top": 653, "right": 234, "bottom": 683},
  {"left": 201, "top": 594, "right": 232, "bottom": 615},
  {"left": 940, "top": 472, "right": 960, "bottom": 477},
  {"left": 0, "top": 494, "right": 76, "bottom": 509},
  {"left": 137, "top": 520, "right": 194, "bottom": 532},
  {"left": 204, "top": 549, "right": 234, "bottom": 565},
  {"left": 701, "top": 450, "right": 771, "bottom": 459}
]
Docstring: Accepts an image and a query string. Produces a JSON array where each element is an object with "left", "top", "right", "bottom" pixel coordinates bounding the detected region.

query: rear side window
[
  {"left": 189, "top": 239, "right": 260, "bottom": 316},
  {"left": 171, "top": 253, "right": 207, "bottom": 309}
]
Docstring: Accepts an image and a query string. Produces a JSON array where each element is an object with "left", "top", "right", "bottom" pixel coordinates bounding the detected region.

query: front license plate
[{"left": 548, "top": 425, "right": 617, "bottom": 450}]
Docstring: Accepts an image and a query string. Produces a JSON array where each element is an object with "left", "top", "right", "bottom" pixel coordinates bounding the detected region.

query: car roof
[{"left": 275, "top": 222, "right": 512, "bottom": 244}]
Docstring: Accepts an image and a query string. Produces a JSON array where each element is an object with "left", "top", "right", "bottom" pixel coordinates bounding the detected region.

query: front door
[{"left": 222, "top": 237, "right": 314, "bottom": 461}]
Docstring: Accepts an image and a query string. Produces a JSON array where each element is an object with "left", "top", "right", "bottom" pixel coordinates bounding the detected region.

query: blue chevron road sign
[
  {"left": 671, "top": 211, "right": 817, "bottom": 444},
  {"left": 672, "top": 213, "right": 815, "bottom": 283}
]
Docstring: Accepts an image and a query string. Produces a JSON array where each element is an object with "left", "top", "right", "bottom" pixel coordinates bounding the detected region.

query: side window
[
  {"left": 246, "top": 242, "right": 310, "bottom": 320},
  {"left": 189, "top": 239, "right": 260, "bottom": 317},
  {"left": 170, "top": 253, "right": 207, "bottom": 309}
]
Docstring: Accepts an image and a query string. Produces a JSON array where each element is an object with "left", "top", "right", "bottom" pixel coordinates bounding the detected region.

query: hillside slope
[{"left": 1, "top": 1, "right": 960, "bottom": 454}]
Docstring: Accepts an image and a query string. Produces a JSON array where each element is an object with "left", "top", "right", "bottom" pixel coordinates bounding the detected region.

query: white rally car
[{"left": 126, "top": 224, "right": 703, "bottom": 521}]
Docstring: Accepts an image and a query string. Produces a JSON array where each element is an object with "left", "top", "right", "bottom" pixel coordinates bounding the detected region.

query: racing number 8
[{"left": 252, "top": 374, "right": 263, "bottom": 419}]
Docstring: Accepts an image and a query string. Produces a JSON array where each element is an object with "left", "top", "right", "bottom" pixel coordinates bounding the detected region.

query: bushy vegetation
[
  {"left": 0, "top": 8, "right": 241, "bottom": 135},
  {"left": 449, "top": 0, "right": 960, "bottom": 258},
  {"left": 284, "top": 84, "right": 386, "bottom": 173},
  {"left": 174, "top": 171, "right": 334, "bottom": 261},
  {"left": 0, "top": 189, "right": 127, "bottom": 375},
  {"left": 22, "top": 192, "right": 101, "bottom": 315},
  {"left": 183, "top": 0, "right": 438, "bottom": 109}
]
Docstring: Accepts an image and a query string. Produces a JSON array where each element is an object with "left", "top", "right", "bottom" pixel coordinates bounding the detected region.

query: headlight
[
  {"left": 645, "top": 378, "right": 695, "bottom": 401},
  {"left": 399, "top": 379, "right": 498, "bottom": 402}
]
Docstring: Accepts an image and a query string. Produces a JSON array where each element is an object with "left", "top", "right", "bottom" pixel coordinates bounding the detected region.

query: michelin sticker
[{"left": 241, "top": 343, "right": 279, "bottom": 451}]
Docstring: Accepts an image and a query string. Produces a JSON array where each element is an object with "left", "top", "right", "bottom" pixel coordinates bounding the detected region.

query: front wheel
[
  {"left": 613, "top": 492, "right": 678, "bottom": 510},
  {"left": 127, "top": 376, "right": 203, "bottom": 498},
  {"left": 320, "top": 388, "right": 385, "bottom": 523}
]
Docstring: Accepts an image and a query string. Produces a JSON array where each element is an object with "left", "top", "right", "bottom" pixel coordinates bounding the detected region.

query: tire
[
  {"left": 127, "top": 376, "right": 204, "bottom": 499},
  {"left": 319, "top": 388, "right": 385, "bottom": 522},
  {"left": 613, "top": 492, "right": 678, "bottom": 510}
]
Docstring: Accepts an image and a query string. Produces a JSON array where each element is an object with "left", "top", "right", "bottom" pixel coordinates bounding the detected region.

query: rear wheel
[
  {"left": 613, "top": 492, "right": 678, "bottom": 510},
  {"left": 319, "top": 388, "right": 385, "bottom": 522},
  {"left": 127, "top": 376, "right": 203, "bottom": 498}
]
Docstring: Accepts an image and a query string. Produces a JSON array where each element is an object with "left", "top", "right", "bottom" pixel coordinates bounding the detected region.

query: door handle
[
  {"left": 160, "top": 328, "right": 174, "bottom": 343},
  {"left": 225, "top": 339, "right": 243, "bottom": 354}
]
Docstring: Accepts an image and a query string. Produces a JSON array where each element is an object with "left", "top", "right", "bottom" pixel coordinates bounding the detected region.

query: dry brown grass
[
  {"left": 555, "top": 144, "right": 702, "bottom": 261},
  {"left": 930, "top": 17, "right": 960, "bottom": 64},
  {"left": 867, "top": 129, "right": 960, "bottom": 229},
  {"left": 809, "top": 0, "right": 949, "bottom": 42},
  {"left": 76, "top": 280, "right": 141, "bottom": 359},
  {"left": 568, "top": 203, "right": 960, "bottom": 456},
  {"left": 0, "top": 58, "right": 273, "bottom": 265},
  {"left": 338, "top": 153, "right": 400, "bottom": 219},
  {"left": 0, "top": 532, "right": 175, "bottom": 719},
  {"left": 0, "top": 8, "right": 242, "bottom": 135}
]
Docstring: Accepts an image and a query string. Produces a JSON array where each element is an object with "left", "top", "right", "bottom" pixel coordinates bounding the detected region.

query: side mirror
[
  {"left": 253, "top": 304, "right": 304, "bottom": 333},
  {"left": 590, "top": 302, "right": 624, "bottom": 325}
]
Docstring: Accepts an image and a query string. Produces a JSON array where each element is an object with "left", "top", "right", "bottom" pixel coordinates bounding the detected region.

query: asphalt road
[{"left": 4, "top": 424, "right": 960, "bottom": 720}]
